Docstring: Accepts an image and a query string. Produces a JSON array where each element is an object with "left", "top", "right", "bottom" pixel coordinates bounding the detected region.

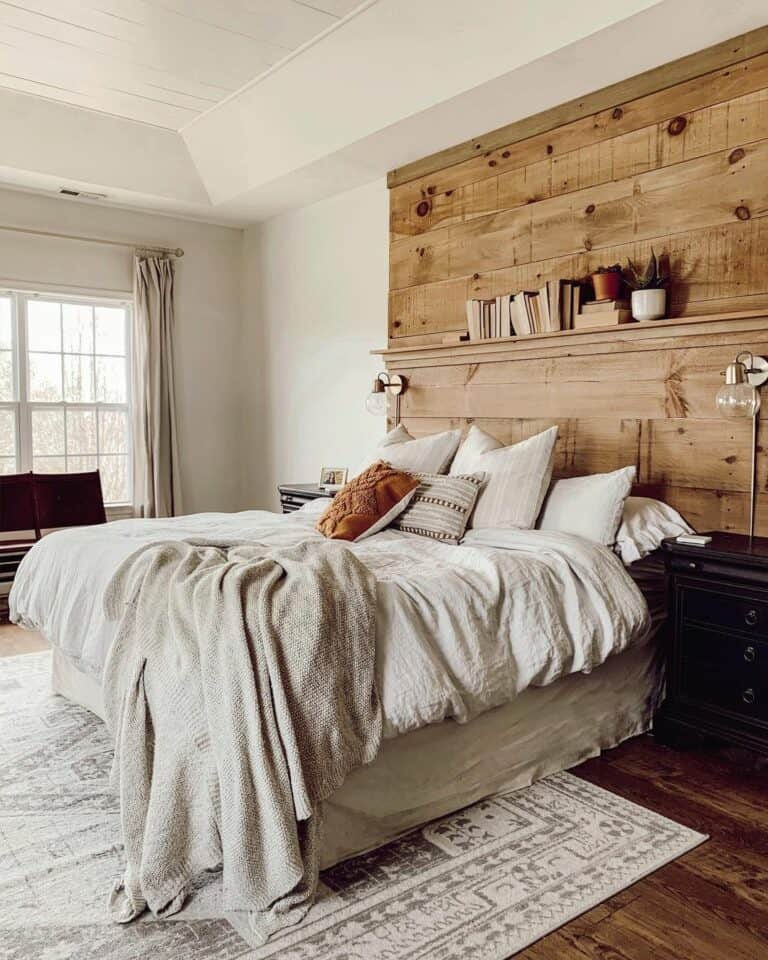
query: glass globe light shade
[
  {"left": 365, "top": 390, "right": 387, "bottom": 416},
  {"left": 715, "top": 381, "right": 760, "bottom": 419}
]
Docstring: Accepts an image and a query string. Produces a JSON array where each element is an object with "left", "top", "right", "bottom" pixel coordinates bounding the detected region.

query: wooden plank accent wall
[
  {"left": 387, "top": 30, "right": 768, "bottom": 344},
  {"left": 375, "top": 316, "right": 768, "bottom": 535},
  {"left": 381, "top": 29, "right": 768, "bottom": 536}
]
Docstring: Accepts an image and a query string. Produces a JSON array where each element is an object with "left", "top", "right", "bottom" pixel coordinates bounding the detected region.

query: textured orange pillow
[{"left": 316, "top": 461, "right": 419, "bottom": 542}]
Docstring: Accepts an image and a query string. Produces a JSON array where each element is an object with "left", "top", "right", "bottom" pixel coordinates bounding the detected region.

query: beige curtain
[{"left": 132, "top": 255, "right": 182, "bottom": 518}]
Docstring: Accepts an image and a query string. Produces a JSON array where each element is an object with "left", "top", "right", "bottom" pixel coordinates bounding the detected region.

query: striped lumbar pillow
[{"left": 391, "top": 472, "right": 484, "bottom": 543}]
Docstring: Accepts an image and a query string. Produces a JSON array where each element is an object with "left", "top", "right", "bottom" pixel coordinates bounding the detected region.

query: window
[{"left": 0, "top": 291, "right": 132, "bottom": 506}]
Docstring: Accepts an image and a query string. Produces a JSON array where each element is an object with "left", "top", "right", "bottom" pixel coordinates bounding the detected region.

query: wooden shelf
[{"left": 372, "top": 310, "right": 768, "bottom": 363}]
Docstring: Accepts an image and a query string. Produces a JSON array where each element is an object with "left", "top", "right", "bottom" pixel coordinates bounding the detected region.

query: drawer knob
[
  {"left": 688, "top": 561, "right": 698, "bottom": 570},
  {"left": 745, "top": 609, "right": 759, "bottom": 627},
  {"left": 744, "top": 645, "right": 757, "bottom": 663},
  {"left": 742, "top": 687, "right": 756, "bottom": 705}
]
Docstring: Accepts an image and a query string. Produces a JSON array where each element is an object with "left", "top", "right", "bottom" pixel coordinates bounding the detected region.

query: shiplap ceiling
[{"left": 0, "top": 0, "right": 365, "bottom": 128}]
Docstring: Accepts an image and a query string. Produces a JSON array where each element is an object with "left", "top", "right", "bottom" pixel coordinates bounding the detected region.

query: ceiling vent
[{"left": 58, "top": 188, "right": 107, "bottom": 201}]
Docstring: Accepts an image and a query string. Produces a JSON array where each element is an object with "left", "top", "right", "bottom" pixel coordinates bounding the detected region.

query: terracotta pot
[
  {"left": 592, "top": 271, "right": 622, "bottom": 300},
  {"left": 631, "top": 288, "right": 667, "bottom": 321}
]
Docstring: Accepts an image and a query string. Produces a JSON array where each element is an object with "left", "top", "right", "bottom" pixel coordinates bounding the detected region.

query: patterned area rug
[{"left": 1, "top": 652, "right": 705, "bottom": 959}]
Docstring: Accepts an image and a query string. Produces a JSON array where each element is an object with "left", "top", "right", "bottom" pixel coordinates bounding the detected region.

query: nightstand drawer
[
  {"left": 679, "top": 657, "right": 767, "bottom": 721},
  {"left": 681, "top": 584, "right": 768, "bottom": 638},
  {"left": 679, "top": 625, "right": 768, "bottom": 675}
]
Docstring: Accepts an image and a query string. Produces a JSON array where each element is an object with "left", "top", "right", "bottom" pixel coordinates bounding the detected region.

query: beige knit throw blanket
[{"left": 101, "top": 537, "right": 381, "bottom": 944}]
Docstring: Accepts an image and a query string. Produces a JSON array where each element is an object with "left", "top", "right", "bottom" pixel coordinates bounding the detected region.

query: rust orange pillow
[{"left": 316, "top": 461, "right": 419, "bottom": 542}]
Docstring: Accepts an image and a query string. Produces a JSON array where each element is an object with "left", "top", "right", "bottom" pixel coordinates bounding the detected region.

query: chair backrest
[
  {"left": 0, "top": 473, "right": 39, "bottom": 541},
  {"left": 32, "top": 470, "right": 107, "bottom": 531}
]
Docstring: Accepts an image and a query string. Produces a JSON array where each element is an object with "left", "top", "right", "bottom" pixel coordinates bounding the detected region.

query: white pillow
[
  {"left": 538, "top": 466, "right": 636, "bottom": 545},
  {"left": 616, "top": 497, "right": 694, "bottom": 564},
  {"left": 450, "top": 425, "right": 558, "bottom": 530},
  {"left": 355, "top": 425, "right": 461, "bottom": 477}
]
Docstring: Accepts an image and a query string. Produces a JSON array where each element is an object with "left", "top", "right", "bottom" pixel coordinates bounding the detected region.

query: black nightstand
[
  {"left": 655, "top": 532, "right": 768, "bottom": 755},
  {"left": 278, "top": 484, "right": 335, "bottom": 514}
]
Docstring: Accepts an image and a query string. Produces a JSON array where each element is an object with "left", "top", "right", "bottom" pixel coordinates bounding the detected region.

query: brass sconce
[
  {"left": 716, "top": 351, "right": 768, "bottom": 537},
  {"left": 365, "top": 372, "right": 408, "bottom": 425}
]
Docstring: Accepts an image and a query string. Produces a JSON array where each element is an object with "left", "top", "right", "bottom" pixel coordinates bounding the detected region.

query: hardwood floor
[
  {"left": 0, "top": 621, "right": 48, "bottom": 657},
  {"left": 524, "top": 736, "right": 768, "bottom": 960},
  {"left": 1, "top": 628, "right": 765, "bottom": 957}
]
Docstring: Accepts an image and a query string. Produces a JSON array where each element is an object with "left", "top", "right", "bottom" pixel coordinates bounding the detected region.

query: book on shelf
[
  {"left": 465, "top": 279, "right": 582, "bottom": 341},
  {"left": 571, "top": 309, "right": 633, "bottom": 330},
  {"left": 581, "top": 298, "right": 630, "bottom": 314}
]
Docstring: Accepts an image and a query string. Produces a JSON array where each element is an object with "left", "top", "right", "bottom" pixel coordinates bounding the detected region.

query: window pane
[
  {"left": 99, "top": 454, "right": 129, "bottom": 503},
  {"left": 66, "top": 409, "right": 97, "bottom": 454},
  {"left": 0, "top": 298, "right": 11, "bottom": 350},
  {"left": 29, "top": 352, "right": 63, "bottom": 401},
  {"left": 0, "top": 409, "right": 15, "bottom": 456},
  {"left": 64, "top": 354, "right": 95, "bottom": 402},
  {"left": 32, "top": 408, "right": 65, "bottom": 456},
  {"left": 95, "top": 357, "right": 126, "bottom": 403},
  {"left": 33, "top": 456, "right": 66, "bottom": 474},
  {"left": 95, "top": 307, "right": 126, "bottom": 355},
  {"left": 62, "top": 304, "right": 94, "bottom": 353},
  {"left": 0, "top": 351, "right": 13, "bottom": 402},
  {"left": 68, "top": 455, "right": 98, "bottom": 474},
  {"left": 0, "top": 457, "right": 16, "bottom": 475},
  {"left": 98, "top": 409, "right": 128, "bottom": 454},
  {"left": 27, "top": 301, "right": 61, "bottom": 351}
]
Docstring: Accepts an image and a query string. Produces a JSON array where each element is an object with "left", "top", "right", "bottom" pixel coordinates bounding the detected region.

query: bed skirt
[{"left": 51, "top": 639, "right": 663, "bottom": 870}]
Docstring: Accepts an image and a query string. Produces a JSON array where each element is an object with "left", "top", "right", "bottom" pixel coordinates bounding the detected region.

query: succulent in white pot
[{"left": 625, "top": 249, "right": 668, "bottom": 321}]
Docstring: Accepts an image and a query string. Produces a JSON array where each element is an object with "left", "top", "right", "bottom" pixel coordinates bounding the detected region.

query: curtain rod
[{"left": 0, "top": 223, "right": 184, "bottom": 257}]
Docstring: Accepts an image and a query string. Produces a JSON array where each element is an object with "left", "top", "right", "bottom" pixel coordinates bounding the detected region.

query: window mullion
[{"left": 16, "top": 294, "right": 32, "bottom": 472}]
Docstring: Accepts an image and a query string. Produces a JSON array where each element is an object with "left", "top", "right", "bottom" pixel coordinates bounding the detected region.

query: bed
[{"left": 10, "top": 500, "right": 667, "bottom": 870}]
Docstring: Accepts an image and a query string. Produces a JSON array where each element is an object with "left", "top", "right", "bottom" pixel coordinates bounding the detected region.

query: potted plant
[
  {"left": 591, "top": 264, "right": 623, "bottom": 301},
  {"left": 625, "top": 249, "right": 668, "bottom": 321}
]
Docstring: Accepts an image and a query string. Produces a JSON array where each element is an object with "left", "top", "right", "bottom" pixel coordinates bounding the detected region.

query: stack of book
[
  {"left": 465, "top": 280, "right": 582, "bottom": 340},
  {"left": 572, "top": 298, "right": 633, "bottom": 330},
  {"left": 513, "top": 280, "right": 581, "bottom": 336},
  {"left": 465, "top": 294, "right": 514, "bottom": 340}
]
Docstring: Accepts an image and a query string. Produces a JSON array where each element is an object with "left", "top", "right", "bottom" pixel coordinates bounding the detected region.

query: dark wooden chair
[
  {"left": 32, "top": 470, "right": 107, "bottom": 531},
  {"left": 1, "top": 470, "right": 107, "bottom": 622},
  {"left": 0, "top": 473, "right": 40, "bottom": 621}
]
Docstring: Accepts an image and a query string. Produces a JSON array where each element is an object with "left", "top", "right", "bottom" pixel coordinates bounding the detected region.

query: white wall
[
  {"left": 242, "top": 178, "right": 388, "bottom": 510},
  {"left": 0, "top": 188, "right": 244, "bottom": 514}
]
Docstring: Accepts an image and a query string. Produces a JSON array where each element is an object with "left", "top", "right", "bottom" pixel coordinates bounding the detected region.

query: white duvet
[{"left": 10, "top": 504, "right": 650, "bottom": 738}]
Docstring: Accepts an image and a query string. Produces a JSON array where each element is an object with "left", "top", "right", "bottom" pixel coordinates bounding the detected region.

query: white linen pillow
[
  {"left": 616, "top": 497, "right": 694, "bottom": 564},
  {"left": 450, "top": 425, "right": 558, "bottom": 530},
  {"left": 537, "top": 466, "right": 636, "bottom": 546},
  {"left": 355, "top": 425, "right": 461, "bottom": 477}
]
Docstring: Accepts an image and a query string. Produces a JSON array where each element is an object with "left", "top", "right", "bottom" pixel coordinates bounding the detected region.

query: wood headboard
[{"left": 380, "top": 27, "right": 768, "bottom": 536}]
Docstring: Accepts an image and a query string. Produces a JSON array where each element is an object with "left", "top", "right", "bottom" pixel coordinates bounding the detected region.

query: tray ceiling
[{"left": 0, "top": 0, "right": 364, "bottom": 128}]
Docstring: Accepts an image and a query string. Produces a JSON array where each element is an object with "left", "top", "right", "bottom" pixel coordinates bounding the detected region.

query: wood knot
[
  {"left": 392, "top": 320, "right": 401, "bottom": 328},
  {"left": 426, "top": 185, "right": 436, "bottom": 196},
  {"left": 735, "top": 205, "right": 751, "bottom": 221},
  {"left": 488, "top": 159, "right": 497, "bottom": 167},
  {"left": 445, "top": 189, "right": 454, "bottom": 197},
  {"left": 585, "top": 203, "right": 596, "bottom": 215},
  {"left": 546, "top": 144, "right": 554, "bottom": 155},
  {"left": 728, "top": 147, "right": 745, "bottom": 164},
  {"left": 418, "top": 247, "right": 426, "bottom": 257},
  {"left": 724, "top": 455, "right": 738, "bottom": 464},
  {"left": 415, "top": 200, "right": 431, "bottom": 217},
  {"left": 612, "top": 107, "right": 623, "bottom": 120},
  {"left": 584, "top": 238, "right": 593, "bottom": 251},
  {"left": 667, "top": 116, "right": 687, "bottom": 136},
  {"left": 472, "top": 273, "right": 480, "bottom": 280},
  {"left": 502, "top": 150, "right": 511, "bottom": 159}
]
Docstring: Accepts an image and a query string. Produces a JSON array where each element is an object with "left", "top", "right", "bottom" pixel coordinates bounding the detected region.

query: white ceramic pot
[{"left": 631, "top": 288, "right": 666, "bottom": 321}]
